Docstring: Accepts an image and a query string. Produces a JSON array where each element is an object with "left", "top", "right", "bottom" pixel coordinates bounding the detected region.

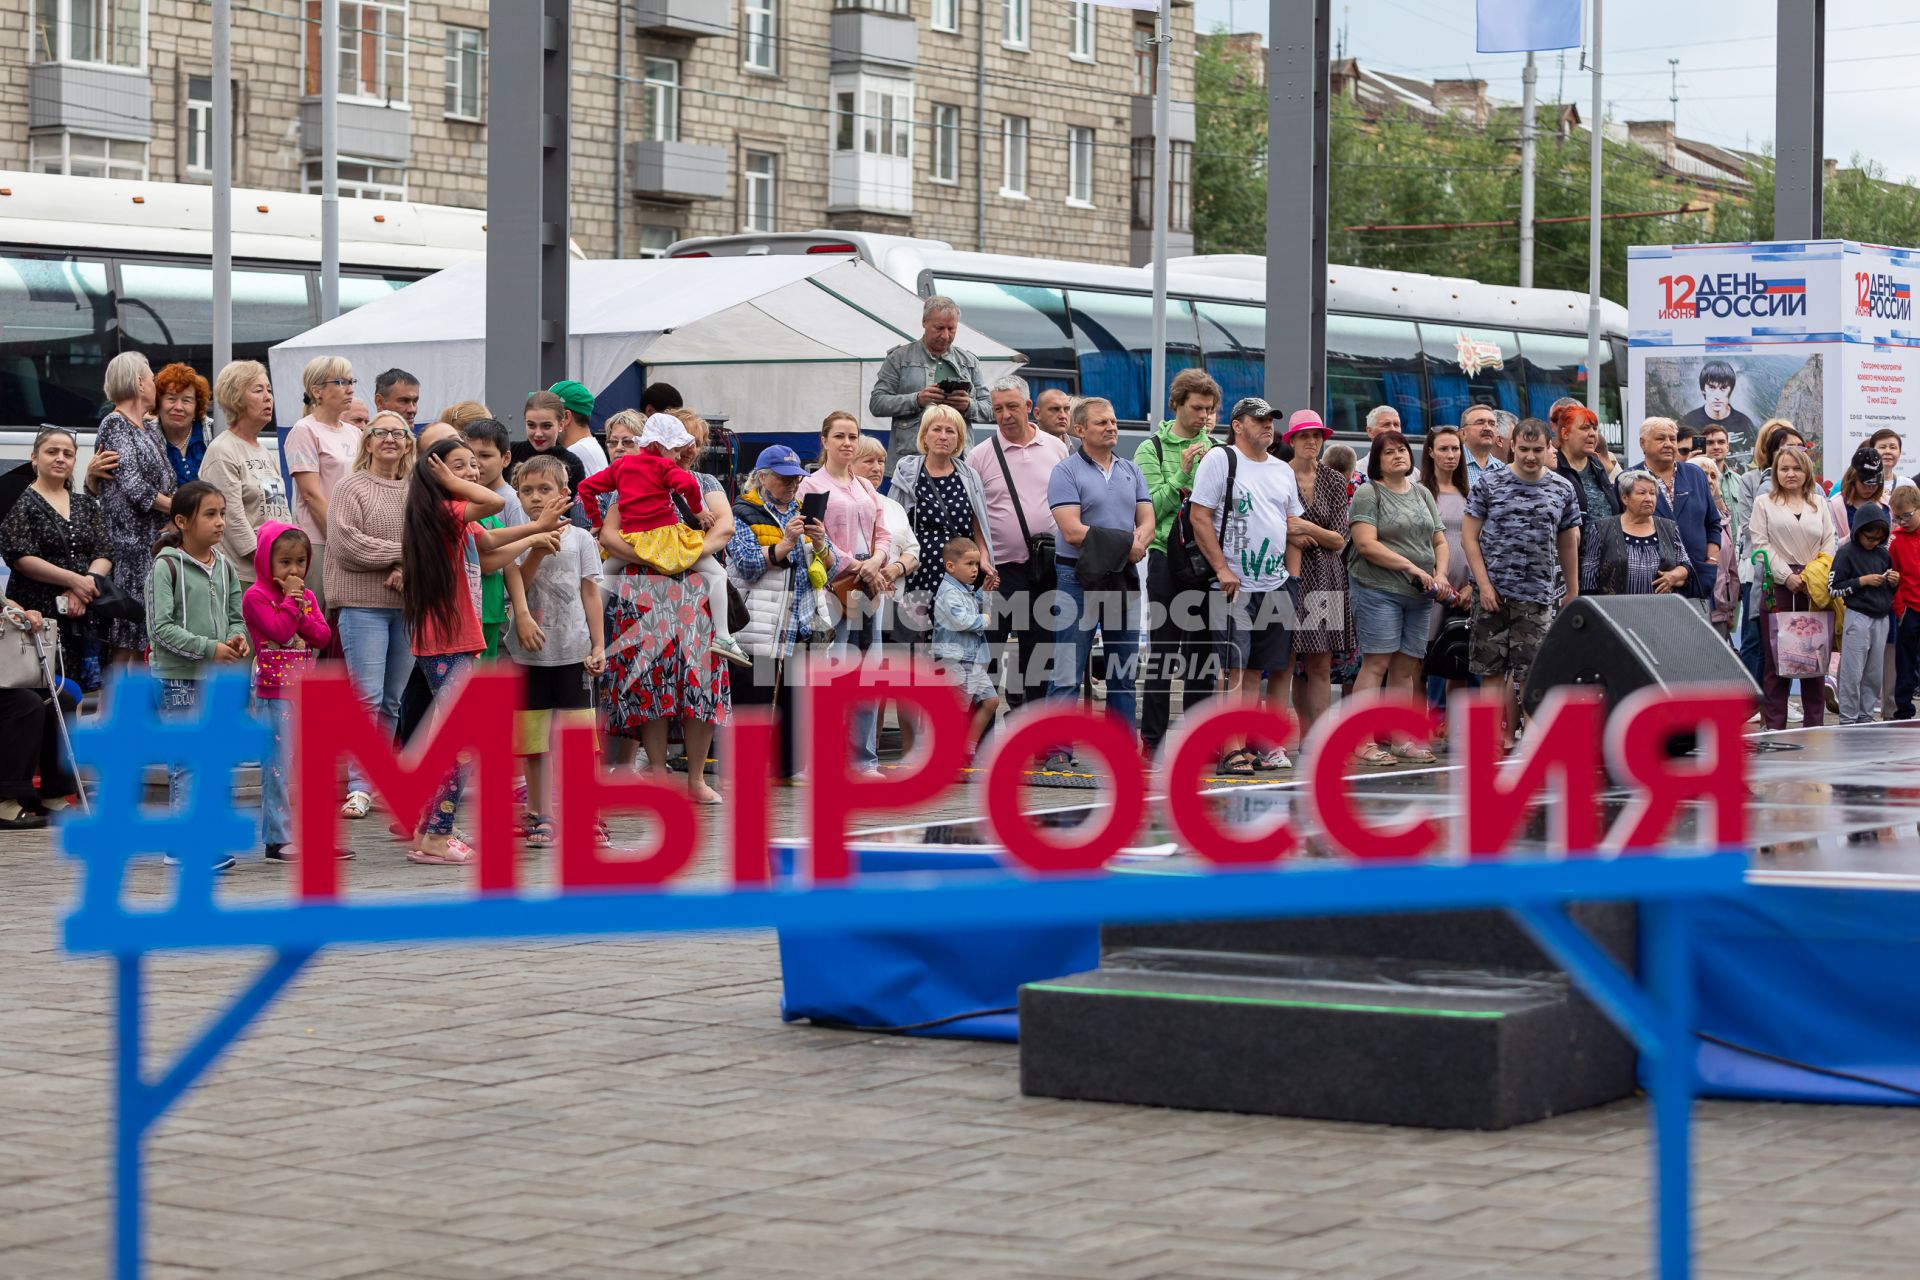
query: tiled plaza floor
[{"left": 3, "top": 785, "right": 1918, "bottom": 1278}]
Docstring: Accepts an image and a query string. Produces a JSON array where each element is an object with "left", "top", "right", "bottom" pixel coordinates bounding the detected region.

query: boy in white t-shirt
[{"left": 505, "top": 456, "right": 606, "bottom": 847}]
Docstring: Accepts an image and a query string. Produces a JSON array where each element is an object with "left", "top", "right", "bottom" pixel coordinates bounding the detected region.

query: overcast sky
[{"left": 1191, "top": 0, "right": 1920, "bottom": 181}]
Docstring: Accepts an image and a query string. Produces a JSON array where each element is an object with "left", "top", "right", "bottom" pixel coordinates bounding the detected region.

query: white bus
[
  {"left": 669, "top": 230, "right": 1632, "bottom": 446},
  {"left": 0, "top": 172, "right": 489, "bottom": 435}
]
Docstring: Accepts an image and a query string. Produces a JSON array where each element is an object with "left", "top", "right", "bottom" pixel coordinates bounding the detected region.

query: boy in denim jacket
[{"left": 931, "top": 536, "right": 1000, "bottom": 752}]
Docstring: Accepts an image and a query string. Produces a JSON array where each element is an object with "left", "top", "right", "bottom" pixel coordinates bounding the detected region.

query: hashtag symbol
[{"left": 63, "top": 672, "right": 269, "bottom": 918}]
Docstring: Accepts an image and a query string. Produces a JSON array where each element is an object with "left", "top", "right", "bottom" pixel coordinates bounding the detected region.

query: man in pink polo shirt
[{"left": 968, "top": 374, "right": 1069, "bottom": 710}]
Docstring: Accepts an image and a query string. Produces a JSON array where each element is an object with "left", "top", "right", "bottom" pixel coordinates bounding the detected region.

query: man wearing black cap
[{"left": 1627, "top": 416, "right": 1721, "bottom": 598}]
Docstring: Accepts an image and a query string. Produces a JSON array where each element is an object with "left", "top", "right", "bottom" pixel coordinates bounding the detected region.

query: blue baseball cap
[{"left": 757, "top": 444, "right": 806, "bottom": 476}]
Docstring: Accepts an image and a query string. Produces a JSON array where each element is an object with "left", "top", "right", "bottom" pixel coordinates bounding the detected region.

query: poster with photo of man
[{"left": 1629, "top": 348, "right": 1832, "bottom": 471}]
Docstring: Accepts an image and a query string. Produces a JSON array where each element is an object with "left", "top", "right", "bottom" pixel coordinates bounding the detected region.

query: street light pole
[
  {"left": 1519, "top": 50, "right": 1536, "bottom": 289},
  {"left": 212, "top": 0, "right": 233, "bottom": 401},
  {"left": 1584, "top": 0, "right": 1603, "bottom": 415},
  {"left": 1148, "top": 0, "right": 1172, "bottom": 426},
  {"left": 320, "top": 0, "right": 340, "bottom": 321}
]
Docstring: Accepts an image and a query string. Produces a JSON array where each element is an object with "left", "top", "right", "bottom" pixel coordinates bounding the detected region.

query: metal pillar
[
  {"left": 320, "top": 0, "right": 339, "bottom": 321},
  {"left": 974, "top": 0, "right": 986, "bottom": 252},
  {"left": 1774, "top": 0, "right": 1825, "bottom": 240},
  {"left": 1584, "top": 0, "right": 1603, "bottom": 414},
  {"left": 613, "top": 0, "right": 625, "bottom": 260},
  {"left": 1147, "top": 0, "right": 1172, "bottom": 426},
  {"left": 211, "top": 0, "right": 232, "bottom": 395},
  {"left": 487, "top": 0, "right": 571, "bottom": 433},
  {"left": 1264, "top": 0, "right": 1329, "bottom": 417},
  {"left": 1519, "top": 51, "right": 1536, "bottom": 288}
]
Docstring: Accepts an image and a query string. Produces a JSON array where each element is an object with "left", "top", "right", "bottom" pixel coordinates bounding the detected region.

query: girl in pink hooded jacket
[{"left": 242, "top": 520, "right": 333, "bottom": 862}]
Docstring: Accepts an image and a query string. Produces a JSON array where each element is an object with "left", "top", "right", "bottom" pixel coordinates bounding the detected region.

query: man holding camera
[{"left": 871, "top": 295, "right": 995, "bottom": 465}]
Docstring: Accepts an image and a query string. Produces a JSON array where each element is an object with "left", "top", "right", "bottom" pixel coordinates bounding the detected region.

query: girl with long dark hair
[{"left": 400, "top": 437, "right": 556, "bottom": 865}]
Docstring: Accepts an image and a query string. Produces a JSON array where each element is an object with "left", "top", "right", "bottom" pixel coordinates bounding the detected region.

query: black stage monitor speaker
[{"left": 1521, "top": 594, "right": 1758, "bottom": 718}]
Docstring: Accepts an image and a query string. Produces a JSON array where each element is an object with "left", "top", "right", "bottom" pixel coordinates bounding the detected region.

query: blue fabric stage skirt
[
  {"left": 771, "top": 847, "right": 1100, "bottom": 1041},
  {"left": 1692, "top": 886, "right": 1920, "bottom": 1105}
]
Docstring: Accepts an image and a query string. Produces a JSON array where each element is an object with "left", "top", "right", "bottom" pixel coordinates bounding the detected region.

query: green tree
[
  {"left": 1192, "top": 35, "right": 1268, "bottom": 255},
  {"left": 1719, "top": 154, "right": 1920, "bottom": 246}
]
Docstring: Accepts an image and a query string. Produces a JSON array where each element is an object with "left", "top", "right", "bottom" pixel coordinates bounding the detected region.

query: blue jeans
[
  {"left": 258, "top": 697, "right": 293, "bottom": 846},
  {"left": 1047, "top": 557, "right": 1141, "bottom": 727},
  {"left": 160, "top": 678, "right": 198, "bottom": 811},
  {"left": 336, "top": 606, "right": 412, "bottom": 793},
  {"left": 416, "top": 653, "right": 475, "bottom": 836},
  {"left": 831, "top": 614, "right": 879, "bottom": 772}
]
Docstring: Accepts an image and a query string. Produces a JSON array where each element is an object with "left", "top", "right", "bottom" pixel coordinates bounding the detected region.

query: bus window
[
  {"left": 1420, "top": 324, "right": 1524, "bottom": 428},
  {"left": 1326, "top": 314, "right": 1424, "bottom": 435},
  {"left": 1068, "top": 291, "right": 1199, "bottom": 422},
  {"left": 338, "top": 273, "right": 413, "bottom": 312},
  {"left": 0, "top": 253, "right": 115, "bottom": 431},
  {"left": 933, "top": 278, "right": 1076, "bottom": 377},
  {"left": 118, "top": 263, "right": 317, "bottom": 372},
  {"left": 1196, "top": 301, "right": 1264, "bottom": 410},
  {"left": 1518, "top": 330, "right": 1625, "bottom": 447}
]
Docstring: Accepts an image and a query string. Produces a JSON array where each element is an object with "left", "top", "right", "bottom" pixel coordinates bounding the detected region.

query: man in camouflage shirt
[{"left": 1462, "top": 418, "right": 1583, "bottom": 749}]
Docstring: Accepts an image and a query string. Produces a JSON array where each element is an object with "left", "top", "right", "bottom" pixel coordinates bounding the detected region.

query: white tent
[{"left": 268, "top": 257, "right": 1023, "bottom": 435}]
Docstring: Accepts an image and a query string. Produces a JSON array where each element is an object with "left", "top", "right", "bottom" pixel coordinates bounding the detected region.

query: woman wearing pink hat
[{"left": 1281, "top": 409, "right": 1355, "bottom": 748}]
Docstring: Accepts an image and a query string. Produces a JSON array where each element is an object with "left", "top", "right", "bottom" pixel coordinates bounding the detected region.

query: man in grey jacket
[{"left": 870, "top": 295, "right": 994, "bottom": 464}]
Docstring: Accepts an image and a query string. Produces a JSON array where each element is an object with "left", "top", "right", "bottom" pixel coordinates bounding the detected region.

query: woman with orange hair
[
  {"left": 1550, "top": 401, "right": 1620, "bottom": 542},
  {"left": 152, "top": 362, "right": 210, "bottom": 485}
]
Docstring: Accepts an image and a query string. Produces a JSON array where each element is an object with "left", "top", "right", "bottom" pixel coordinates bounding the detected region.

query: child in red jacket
[{"left": 1886, "top": 487, "right": 1920, "bottom": 718}]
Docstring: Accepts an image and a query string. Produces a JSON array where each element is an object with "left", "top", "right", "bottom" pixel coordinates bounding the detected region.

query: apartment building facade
[{"left": 5, "top": 0, "right": 1195, "bottom": 264}]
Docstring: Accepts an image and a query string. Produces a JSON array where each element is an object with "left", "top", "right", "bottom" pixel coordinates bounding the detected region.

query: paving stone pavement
[{"left": 3, "top": 784, "right": 1919, "bottom": 1279}]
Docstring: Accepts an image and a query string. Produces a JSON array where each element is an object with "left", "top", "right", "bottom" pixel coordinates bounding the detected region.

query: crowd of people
[{"left": 1, "top": 291, "right": 1914, "bottom": 858}]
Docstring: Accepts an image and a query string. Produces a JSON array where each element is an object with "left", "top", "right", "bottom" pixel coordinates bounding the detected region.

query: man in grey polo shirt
[
  {"left": 1042, "top": 396, "right": 1155, "bottom": 767},
  {"left": 869, "top": 295, "right": 994, "bottom": 465}
]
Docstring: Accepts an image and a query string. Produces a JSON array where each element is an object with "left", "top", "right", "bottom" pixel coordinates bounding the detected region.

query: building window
[
  {"left": 639, "top": 226, "right": 678, "bottom": 258},
  {"left": 1130, "top": 138, "right": 1150, "bottom": 229},
  {"left": 743, "top": 0, "right": 777, "bottom": 73},
  {"left": 864, "top": 85, "right": 910, "bottom": 158},
  {"left": 833, "top": 0, "right": 906, "bottom": 11},
  {"left": 1070, "top": 1, "right": 1095, "bottom": 60},
  {"left": 743, "top": 151, "right": 777, "bottom": 231},
  {"left": 930, "top": 104, "right": 960, "bottom": 184},
  {"left": 1001, "top": 116, "right": 1028, "bottom": 197},
  {"left": 1133, "top": 19, "right": 1155, "bottom": 96},
  {"left": 930, "top": 0, "right": 958, "bottom": 34},
  {"left": 304, "top": 2, "right": 409, "bottom": 104},
  {"left": 643, "top": 58, "right": 680, "bottom": 143},
  {"left": 1002, "top": 0, "right": 1028, "bottom": 49},
  {"left": 443, "top": 25, "right": 483, "bottom": 121},
  {"left": 831, "top": 74, "right": 912, "bottom": 214},
  {"left": 33, "top": 0, "right": 145, "bottom": 68},
  {"left": 1067, "top": 126, "right": 1094, "bottom": 206},
  {"left": 1130, "top": 139, "right": 1192, "bottom": 232},
  {"left": 1170, "top": 139, "right": 1192, "bottom": 233},
  {"left": 186, "top": 75, "right": 212, "bottom": 175},
  {"left": 303, "top": 156, "right": 407, "bottom": 200},
  {"left": 30, "top": 131, "right": 148, "bottom": 179}
]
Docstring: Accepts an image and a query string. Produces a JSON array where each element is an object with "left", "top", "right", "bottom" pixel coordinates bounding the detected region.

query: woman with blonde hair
[
  {"left": 202, "top": 360, "right": 291, "bottom": 585},
  {"left": 285, "top": 355, "right": 362, "bottom": 608},
  {"left": 1749, "top": 443, "right": 1836, "bottom": 730},
  {"left": 327, "top": 410, "right": 418, "bottom": 818}
]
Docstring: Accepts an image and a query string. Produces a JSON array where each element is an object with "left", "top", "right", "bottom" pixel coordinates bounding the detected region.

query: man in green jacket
[{"left": 1134, "top": 367, "right": 1223, "bottom": 751}]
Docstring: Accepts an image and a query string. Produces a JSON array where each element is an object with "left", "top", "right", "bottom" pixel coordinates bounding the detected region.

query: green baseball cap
[{"left": 547, "top": 379, "right": 596, "bottom": 419}]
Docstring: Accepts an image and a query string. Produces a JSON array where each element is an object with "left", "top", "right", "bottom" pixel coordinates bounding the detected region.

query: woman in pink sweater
[
  {"left": 795, "top": 410, "right": 892, "bottom": 775},
  {"left": 324, "top": 413, "right": 416, "bottom": 818}
]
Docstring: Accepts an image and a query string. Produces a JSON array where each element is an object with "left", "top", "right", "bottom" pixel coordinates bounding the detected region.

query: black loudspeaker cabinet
[{"left": 1520, "top": 593, "right": 1758, "bottom": 718}]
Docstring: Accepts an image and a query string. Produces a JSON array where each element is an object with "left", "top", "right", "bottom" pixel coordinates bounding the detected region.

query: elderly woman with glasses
[
  {"left": 285, "top": 355, "right": 363, "bottom": 610},
  {"left": 89, "top": 351, "right": 174, "bottom": 664},
  {"left": 325, "top": 412, "right": 419, "bottom": 819}
]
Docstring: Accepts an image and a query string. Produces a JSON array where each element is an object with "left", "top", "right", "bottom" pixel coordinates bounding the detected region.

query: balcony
[
  {"left": 627, "top": 140, "right": 727, "bottom": 202},
  {"left": 632, "top": 0, "right": 728, "bottom": 39},
  {"left": 297, "top": 99, "right": 410, "bottom": 164},
  {"left": 1130, "top": 95, "right": 1195, "bottom": 143},
  {"left": 830, "top": 9, "right": 917, "bottom": 72},
  {"left": 29, "top": 64, "right": 151, "bottom": 138}
]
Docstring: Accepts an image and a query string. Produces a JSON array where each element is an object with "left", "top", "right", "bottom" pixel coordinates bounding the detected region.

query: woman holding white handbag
[{"left": 0, "top": 601, "right": 77, "bottom": 828}]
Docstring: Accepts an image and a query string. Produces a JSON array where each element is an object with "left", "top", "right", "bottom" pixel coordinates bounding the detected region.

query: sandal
[
  {"left": 1355, "top": 744, "right": 1399, "bottom": 767},
  {"left": 407, "top": 837, "right": 475, "bottom": 866},
  {"left": 340, "top": 791, "right": 372, "bottom": 820},
  {"left": 595, "top": 820, "right": 613, "bottom": 849},
  {"left": 1393, "top": 745, "right": 1438, "bottom": 765},
  {"left": 522, "top": 814, "right": 554, "bottom": 849},
  {"left": 1217, "top": 749, "right": 1258, "bottom": 777}
]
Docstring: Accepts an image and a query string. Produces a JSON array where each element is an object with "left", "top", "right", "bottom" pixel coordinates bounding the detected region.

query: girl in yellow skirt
[{"left": 578, "top": 412, "right": 749, "bottom": 664}]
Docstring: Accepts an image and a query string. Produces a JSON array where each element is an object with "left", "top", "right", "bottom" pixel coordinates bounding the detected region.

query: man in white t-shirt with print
[{"left": 1189, "top": 397, "right": 1304, "bottom": 772}]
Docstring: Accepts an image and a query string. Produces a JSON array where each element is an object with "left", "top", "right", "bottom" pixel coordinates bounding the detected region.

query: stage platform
[{"left": 781, "top": 723, "right": 1920, "bottom": 1104}]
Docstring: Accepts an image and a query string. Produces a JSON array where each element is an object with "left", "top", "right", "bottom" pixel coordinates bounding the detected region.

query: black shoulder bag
[
  {"left": 1158, "top": 438, "right": 1235, "bottom": 589},
  {"left": 989, "top": 436, "right": 1057, "bottom": 583}
]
